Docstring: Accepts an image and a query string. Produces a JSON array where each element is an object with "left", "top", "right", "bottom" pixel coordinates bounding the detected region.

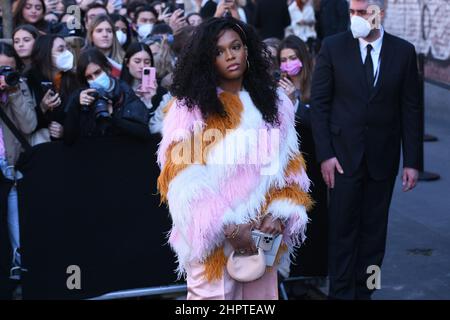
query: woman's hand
[
  {"left": 79, "top": 88, "right": 97, "bottom": 108},
  {"left": 224, "top": 223, "right": 258, "bottom": 256},
  {"left": 136, "top": 83, "right": 157, "bottom": 101},
  {"left": 279, "top": 77, "right": 297, "bottom": 104},
  {"left": 169, "top": 9, "right": 186, "bottom": 34},
  {"left": 49, "top": 121, "right": 64, "bottom": 139},
  {"left": 158, "top": 6, "right": 172, "bottom": 24},
  {"left": 256, "top": 213, "right": 284, "bottom": 236},
  {"left": 214, "top": 0, "right": 240, "bottom": 19},
  {"left": 40, "top": 89, "right": 61, "bottom": 113}
]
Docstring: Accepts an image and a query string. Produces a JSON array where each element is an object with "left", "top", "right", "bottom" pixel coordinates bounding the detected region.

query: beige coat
[{"left": 0, "top": 82, "right": 37, "bottom": 166}]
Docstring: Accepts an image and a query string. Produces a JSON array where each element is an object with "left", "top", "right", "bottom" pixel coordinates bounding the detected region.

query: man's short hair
[
  {"left": 134, "top": 5, "right": 159, "bottom": 23},
  {"left": 355, "top": 0, "right": 385, "bottom": 9},
  {"left": 85, "top": 3, "right": 108, "bottom": 17}
]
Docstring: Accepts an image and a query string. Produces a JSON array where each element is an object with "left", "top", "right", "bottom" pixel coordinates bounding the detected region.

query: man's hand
[
  {"left": 402, "top": 167, "right": 418, "bottom": 192},
  {"left": 321, "top": 157, "right": 344, "bottom": 189}
]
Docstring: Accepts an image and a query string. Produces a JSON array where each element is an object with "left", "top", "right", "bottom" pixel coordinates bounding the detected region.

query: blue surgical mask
[{"left": 88, "top": 71, "right": 111, "bottom": 91}]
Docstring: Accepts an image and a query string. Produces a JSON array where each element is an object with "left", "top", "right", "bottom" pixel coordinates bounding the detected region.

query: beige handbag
[{"left": 226, "top": 248, "right": 266, "bottom": 282}]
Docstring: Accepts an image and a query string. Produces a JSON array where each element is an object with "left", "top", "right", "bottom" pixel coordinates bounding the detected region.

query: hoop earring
[{"left": 246, "top": 59, "right": 250, "bottom": 71}]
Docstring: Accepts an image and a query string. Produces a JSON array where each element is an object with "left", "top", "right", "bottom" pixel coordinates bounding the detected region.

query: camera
[
  {"left": 87, "top": 89, "right": 112, "bottom": 119},
  {"left": 0, "top": 66, "right": 20, "bottom": 87},
  {"left": 41, "top": 81, "right": 56, "bottom": 96}
]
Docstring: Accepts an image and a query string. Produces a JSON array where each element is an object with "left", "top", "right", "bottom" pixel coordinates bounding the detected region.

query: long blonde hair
[{"left": 87, "top": 15, "right": 125, "bottom": 64}]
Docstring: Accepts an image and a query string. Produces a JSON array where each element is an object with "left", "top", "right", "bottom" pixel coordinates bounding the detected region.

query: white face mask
[
  {"left": 54, "top": 50, "right": 74, "bottom": 72},
  {"left": 116, "top": 30, "right": 127, "bottom": 46},
  {"left": 350, "top": 15, "right": 372, "bottom": 39},
  {"left": 137, "top": 23, "right": 154, "bottom": 40},
  {"left": 88, "top": 71, "right": 111, "bottom": 91}
]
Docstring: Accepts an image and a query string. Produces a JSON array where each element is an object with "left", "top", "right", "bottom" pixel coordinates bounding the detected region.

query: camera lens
[
  {"left": 5, "top": 72, "right": 20, "bottom": 87},
  {"left": 94, "top": 98, "right": 110, "bottom": 119}
]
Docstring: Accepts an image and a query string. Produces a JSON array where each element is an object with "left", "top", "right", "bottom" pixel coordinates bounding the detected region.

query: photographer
[
  {"left": 0, "top": 43, "right": 37, "bottom": 283},
  {"left": 64, "top": 48, "right": 151, "bottom": 144}
]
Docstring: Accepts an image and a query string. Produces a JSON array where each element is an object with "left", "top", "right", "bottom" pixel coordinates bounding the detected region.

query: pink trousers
[{"left": 186, "top": 261, "right": 279, "bottom": 300}]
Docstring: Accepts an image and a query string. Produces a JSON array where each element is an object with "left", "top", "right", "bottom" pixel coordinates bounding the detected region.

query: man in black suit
[{"left": 311, "top": 0, "right": 421, "bottom": 300}]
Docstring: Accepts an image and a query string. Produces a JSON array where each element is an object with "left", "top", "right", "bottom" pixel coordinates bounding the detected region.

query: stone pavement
[{"left": 372, "top": 98, "right": 450, "bottom": 299}]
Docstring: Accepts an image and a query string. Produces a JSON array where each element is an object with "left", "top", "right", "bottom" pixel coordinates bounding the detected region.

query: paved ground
[{"left": 372, "top": 90, "right": 450, "bottom": 299}]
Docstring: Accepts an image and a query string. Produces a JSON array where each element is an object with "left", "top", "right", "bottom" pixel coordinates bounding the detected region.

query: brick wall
[{"left": 384, "top": 0, "right": 450, "bottom": 85}]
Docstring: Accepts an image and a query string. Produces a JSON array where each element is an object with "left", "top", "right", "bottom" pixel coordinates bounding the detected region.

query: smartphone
[
  {"left": 41, "top": 81, "right": 55, "bottom": 96},
  {"left": 174, "top": 0, "right": 185, "bottom": 14},
  {"left": 273, "top": 70, "right": 281, "bottom": 82},
  {"left": 142, "top": 67, "right": 156, "bottom": 92}
]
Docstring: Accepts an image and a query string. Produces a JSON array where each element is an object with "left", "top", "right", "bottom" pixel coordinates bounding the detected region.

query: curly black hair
[{"left": 170, "top": 17, "right": 279, "bottom": 125}]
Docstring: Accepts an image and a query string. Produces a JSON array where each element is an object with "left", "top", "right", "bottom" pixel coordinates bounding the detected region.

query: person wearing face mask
[
  {"left": 0, "top": 43, "right": 37, "bottom": 288},
  {"left": 311, "top": 0, "right": 421, "bottom": 300},
  {"left": 277, "top": 35, "right": 328, "bottom": 281},
  {"left": 25, "top": 34, "right": 79, "bottom": 142},
  {"left": 111, "top": 14, "right": 133, "bottom": 51},
  {"left": 133, "top": 5, "right": 158, "bottom": 43},
  {"left": 64, "top": 48, "right": 151, "bottom": 144}
]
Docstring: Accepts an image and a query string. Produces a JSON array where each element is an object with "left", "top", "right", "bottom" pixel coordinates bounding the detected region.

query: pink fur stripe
[
  {"left": 286, "top": 169, "right": 311, "bottom": 192},
  {"left": 170, "top": 164, "right": 262, "bottom": 261},
  {"left": 157, "top": 100, "right": 204, "bottom": 166}
]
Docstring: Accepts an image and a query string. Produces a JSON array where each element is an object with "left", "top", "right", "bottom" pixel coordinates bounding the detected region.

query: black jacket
[
  {"left": 310, "top": 31, "right": 421, "bottom": 180},
  {"left": 254, "top": 0, "right": 290, "bottom": 40},
  {"left": 317, "top": 0, "right": 349, "bottom": 40},
  {"left": 64, "top": 80, "right": 151, "bottom": 144}
]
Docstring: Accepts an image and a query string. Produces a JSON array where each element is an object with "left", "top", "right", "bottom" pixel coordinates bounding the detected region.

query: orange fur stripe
[
  {"left": 157, "top": 141, "right": 190, "bottom": 203},
  {"left": 266, "top": 185, "right": 314, "bottom": 211},
  {"left": 203, "top": 246, "right": 227, "bottom": 282},
  {"left": 195, "top": 91, "right": 243, "bottom": 163},
  {"left": 158, "top": 92, "right": 244, "bottom": 201},
  {"left": 162, "top": 98, "right": 175, "bottom": 114},
  {"left": 285, "top": 153, "right": 307, "bottom": 177}
]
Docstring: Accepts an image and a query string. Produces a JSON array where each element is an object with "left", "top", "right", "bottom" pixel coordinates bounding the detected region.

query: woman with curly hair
[{"left": 157, "top": 17, "right": 313, "bottom": 300}]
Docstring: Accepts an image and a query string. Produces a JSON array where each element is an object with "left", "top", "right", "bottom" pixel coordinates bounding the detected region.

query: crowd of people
[{"left": 0, "top": 0, "right": 420, "bottom": 301}]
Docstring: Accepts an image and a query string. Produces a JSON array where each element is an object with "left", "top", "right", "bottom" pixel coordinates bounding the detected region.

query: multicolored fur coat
[{"left": 157, "top": 89, "right": 313, "bottom": 280}]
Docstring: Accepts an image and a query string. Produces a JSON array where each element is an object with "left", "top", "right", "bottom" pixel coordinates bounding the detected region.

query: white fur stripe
[{"left": 267, "top": 199, "right": 308, "bottom": 222}]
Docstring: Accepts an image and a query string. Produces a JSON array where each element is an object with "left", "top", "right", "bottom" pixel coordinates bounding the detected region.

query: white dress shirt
[{"left": 358, "top": 27, "right": 384, "bottom": 86}]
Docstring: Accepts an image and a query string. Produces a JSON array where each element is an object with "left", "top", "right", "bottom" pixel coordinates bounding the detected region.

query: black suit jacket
[{"left": 311, "top": 31, "right": 421, "bottom": 180}]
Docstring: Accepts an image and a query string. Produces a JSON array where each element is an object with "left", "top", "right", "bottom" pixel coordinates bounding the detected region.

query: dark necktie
[{"left": 364, "top": 44, "right": 374, "bottom": 88}]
